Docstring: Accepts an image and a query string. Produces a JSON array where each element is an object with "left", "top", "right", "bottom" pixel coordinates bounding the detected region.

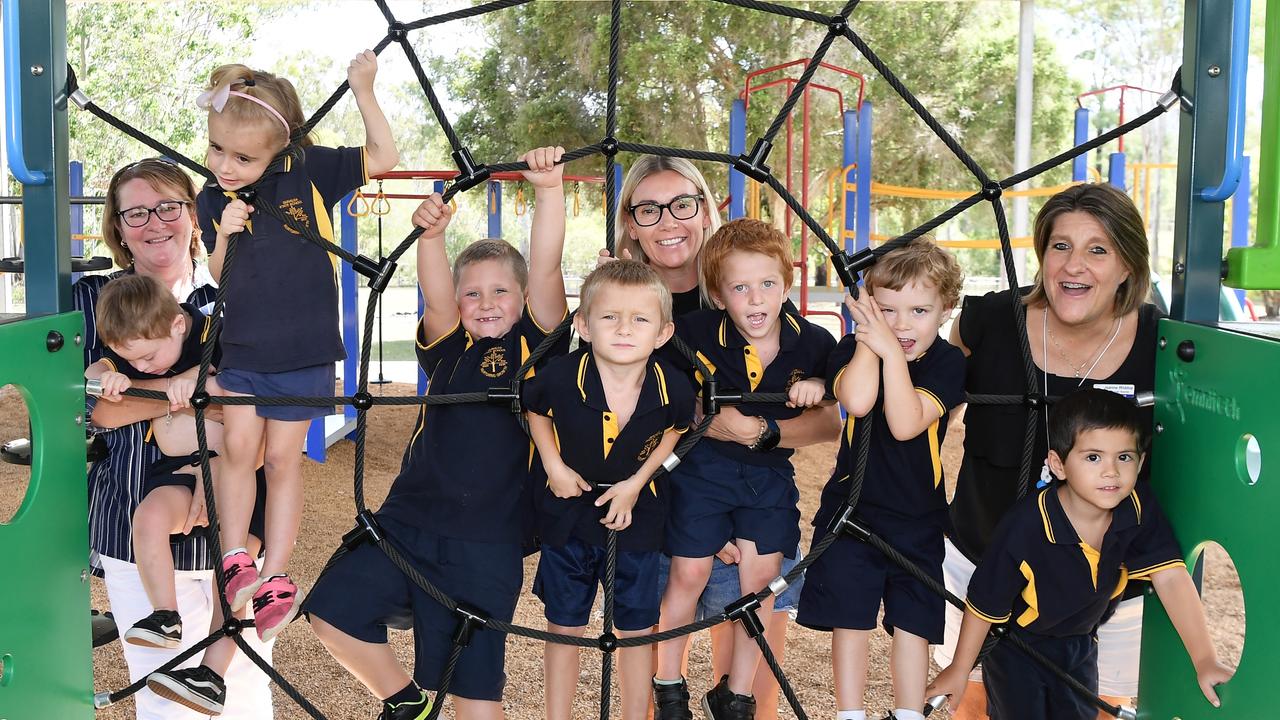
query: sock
[
  {"left": 836, "top": 710, "right": 865, "bottom": 720},
  {"left": 384, "top": 682, "right": 422, "bottom": 706},
  {"left": 222, "top": 547, "right": 247, "bottom": 560},
  {"left": 894, "top": 710, "right": 925, "bottom": 720},
  {"left": 654, "top": 676, "right": 684, "bottom": 686}
]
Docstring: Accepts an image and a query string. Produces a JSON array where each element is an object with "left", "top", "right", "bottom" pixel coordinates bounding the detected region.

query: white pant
[
  {"left": 932, "top": 537, "right": 1144, "bottom": 697},
  {"left": 101, "top": 556, "right": 275, "bottom": 719}
]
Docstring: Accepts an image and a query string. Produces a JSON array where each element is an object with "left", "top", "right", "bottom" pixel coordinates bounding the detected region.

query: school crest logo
[
  {"left": 637, "top": 431, "right": 663, "bottom": 461},
  {"left": 480, "top": 346, "right": 509, "bottom": 378},
  {"left": 786, "top": 369, "right": 806, "bottom": 391},
  {"left": 279, "top": 198, "right": 310, "bottom": 235}
]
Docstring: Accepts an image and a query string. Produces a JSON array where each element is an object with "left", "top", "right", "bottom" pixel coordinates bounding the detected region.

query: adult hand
[
  {"left": 519, "top": 146, "right": 566, "bottom": 189},
  {"left": 347, "top": 50, "right": 378, "bottom": 95},
  {"left": 699, "top": 405, "right": 759, "bottom": 446},
  {"left": 413, "top": 194, "right": 453, "bottom": 239},
  {"left": 595, "top": 247, "right": 634, "bottom": 267},
  {"left": 715, "top": 542, "right": 741, "bottom": 565}
]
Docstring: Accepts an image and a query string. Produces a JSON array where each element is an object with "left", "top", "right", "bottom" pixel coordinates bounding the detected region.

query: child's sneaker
[
  {"left": 652, "top": 677, "right": 693, "bottom": 720},
  {"left": 252, "top": 574, "right": 304, "bottom": 642},
  {"left": 123, "top": 609, "right": 182, "bottom": 649},
  {"left": 702, "top": 675, "right": 756, "bottom": 720},
  {"left": 382, "top": 689, "right": 433, "bottom": 720},
  {"left": 146, "top": 665, "right": 226, "bottom": 714},
  {"left": 222, "top": 550, "right": 262, "bottom": 612}
]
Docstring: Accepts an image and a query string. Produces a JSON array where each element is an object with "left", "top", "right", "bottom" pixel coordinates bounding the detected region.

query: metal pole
[
  {"left": 1073, "top": 107, "right": 1090, "bottom": 182},
  {"left": 729, "top": 98, "right": 747, "bottom": 220},
  {"left": 842, "top": 108, "right": 857, "bottom": 332},
  {"left": 1011, "top": 0, "right": 1035, "bottom": 288}
]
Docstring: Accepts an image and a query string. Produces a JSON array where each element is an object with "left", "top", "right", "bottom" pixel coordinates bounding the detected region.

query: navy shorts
[
  {"left": 304, "top": 516, "right": 523, "bottom": 701},
  {"left": 533, "top": 539, "right": 661, "bottom": 632},
  {"left": 655, "top": 549, "right": 805, "bottom": 618},
  {"left": 664, "top": 444, "right": 800, "bottom": 558},
  {"left": 142, "top": 467, "right": 268, "bottom": 547},
  {"left": 796, "top": 521, "right": 945, "bottom": 643},
  {"left": 218, "top": 364, "right": 335, "bottom": 421},
  {"left": 982, "top": 631, "right": 1098, "bottom": 720}
]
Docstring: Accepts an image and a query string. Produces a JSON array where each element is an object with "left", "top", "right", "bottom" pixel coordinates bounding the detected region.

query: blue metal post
[
  {"left": 856, "top": 100, "right": 873, "bottom": 256},
  {"left": 488, "top": 180, "right": 502, "bottom": 239},
  {"left": 1230, "top": 155, "right": 1251, "bottom": 305},
  {"left": 1108, "top": 152, "right": 1126, "bottom": 190},
  {"left": 1073, "top": 108, "right": 1090, "bottom": 182},
  {"left": 69, "top": 159, "right": 83, "bottom": 282},
  {"left": 613, "top": 164, "right": 624, "bottom": 219},
  {"left": 307, "top": 191, "right": 360, "bottom": 461},
  {"left": 841, "top": 108, "right": 858, "bottom": 331},
  {"left": 729, "top": 98, "right": 747, "bottom": 220}
]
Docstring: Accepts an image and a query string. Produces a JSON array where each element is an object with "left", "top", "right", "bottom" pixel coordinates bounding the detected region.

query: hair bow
[{"left": 196, "top": 78, "right": 291, "bottom": 137}]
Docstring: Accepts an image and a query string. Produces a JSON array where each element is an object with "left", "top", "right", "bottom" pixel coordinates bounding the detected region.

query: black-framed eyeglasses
[
  {"left": 627, "top": 194, "right": 703, "bottom": 227},
  {"left": 116, "top": 201, "right": 191, "bottom": 228}
]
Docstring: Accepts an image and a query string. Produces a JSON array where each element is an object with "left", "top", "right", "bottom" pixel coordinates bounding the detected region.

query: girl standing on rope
[{"left": 195, "top": 51, "right": 399, "bottom": 647}]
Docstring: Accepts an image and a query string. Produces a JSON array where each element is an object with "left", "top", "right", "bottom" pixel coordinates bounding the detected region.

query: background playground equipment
[{"left": 1, "top": 0, "right": 1278, "bottom": 718}]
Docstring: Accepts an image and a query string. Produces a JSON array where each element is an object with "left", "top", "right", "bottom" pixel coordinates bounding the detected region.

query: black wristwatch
[{"left": 752, "top": 416, "right": 781, "bottom": 452}]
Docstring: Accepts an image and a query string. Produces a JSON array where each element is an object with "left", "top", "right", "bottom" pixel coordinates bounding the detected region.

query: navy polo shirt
[
  {"left": 378, "top": 308, "right": 568, "bottom": 545},
  {"left": 524, "top": 349, "right": 695, "bottom": 553},
  {"left": 100, "top": 304, "right": 219, "bottom": 380},
  {"left": 670, "top": 306, "right": 835, "bottom": 469},
  {"left": 812, "top": 336, "right": 966, "bottom": 531},
  {"left": 197, "top": 145, "right": 367, "bottom": 373},
  {"left": 965, "top": 482, "right": 1185, "bottom": 637}
]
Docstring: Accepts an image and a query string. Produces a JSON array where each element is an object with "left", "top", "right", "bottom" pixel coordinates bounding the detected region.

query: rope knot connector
[
  {"left": 387, "top": 21, "right": 408, "bottom": 41},
  {"left": 451, "top": 603, "right": 488, "bottom": 647},
  {"left": 601, "top": 136, "right": 619, "bottom": 157},
  {"left": 732, "top": 138, "right": 774, "bottom": 184},
  {"left": 700, "top": 376, "right": 725, "bottom": 416},
  {"left": 829, "top": 503, "right": 872, "bottom": 542},
  {"left": 190, "top": 391, "right": 212, "bottom": 410},
  {"left": 222, "top": 616, "right": 245, "bottom": 637},
  {"left": 597, "top": 632, "right": 619, "bottom": 653},
  {"left": 341, "top": 509, "right": 385, "bottom": 551},
  {"left": 724, "top": 593, "right": 766, "bottom": 639},
  {"left": 827, "top": 14, "right": 848, "bottom": 36},
  {"left": 487, "top": 381, "right": 523, "bottom": 414},
  {"left": 449, "top": 147, "right": 492, "bottom": 195},
  {"left": 352, "top": 391, "right": 374, "bottom": 411},
  {"left": 352, "top": 255, "right": 398, "bottom": 293},
  {"left": 981, "top": 182, "right": 1003, "bottom": 201},
  {"left": 990, "top": 623, "right": 1010, "bottom": 638},
  {"left": 1023, "top": 392, "right": 1046, "bottom": 409},
  {"left": 831, "top": 247, "right": 876, "bottom": 294},
  {"left": 235, "top": 189, "right": 258, "bottom": 205}
]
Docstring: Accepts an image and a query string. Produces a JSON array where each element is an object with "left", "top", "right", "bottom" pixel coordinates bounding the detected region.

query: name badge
[{"left": 1094, "top": 383, "right": 1136, "bottom": 398}]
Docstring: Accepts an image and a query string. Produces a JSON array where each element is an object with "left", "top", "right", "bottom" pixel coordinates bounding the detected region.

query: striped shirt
[{"left": 74, "top": 265, "right": 218, "bottom": 573}]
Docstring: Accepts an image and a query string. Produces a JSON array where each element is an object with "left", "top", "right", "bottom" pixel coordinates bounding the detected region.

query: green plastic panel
[
  {"left": 0, "top": 312, "right": 92, "bottom": 718},
  {"left": 1140, "top": 319, "right": 1279, "bottom": 718}
]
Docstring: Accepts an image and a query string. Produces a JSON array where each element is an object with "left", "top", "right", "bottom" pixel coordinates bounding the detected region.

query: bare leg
[
  {"left": 833, "top": 628, "right": 870, "bottom": 712},
  {"left": 259, "top": 418, "right": 309, "bottom": 577},
  {"left": 131, "top": 486, "right": 193, "bottom": 611},
  {"left": 201, "top": 536, "right": 264, "bottom": 676},
  {"left": 217, "top": 404, "right": 265, "bottom": 555},
  {"left": 544, "top": 623, "right": 585, "bottom": 720},
  {"left": 890, "top": 629, "right": 929, "bottom": 712},
  {"left": 655, "top": 556, "right": 713, "bottom": 681},
  {"left": 751, "top": 611, "right": 790, "bottom": 720},
  {"left": 949, "top": 681, "right": 988, "bottom": 719},
  {"left": 454, "top": 697, "right": 506, "bottom": 720},
  {"left": 311, "top": 615, "right": 412, "bottom": 700},
  {"left": 727, "top": 541, "right": 779, "bottom": 696},
  {"left": 618, "top": 628, "right": 655, "bottom": 720}
]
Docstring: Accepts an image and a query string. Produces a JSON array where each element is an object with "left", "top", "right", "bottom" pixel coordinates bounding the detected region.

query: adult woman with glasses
[
  {"left": 604, "top": 156, "right": 842, "bottom": 720},
  {"left": 73, "top": 159, "right": 273, "bottom": 720}
]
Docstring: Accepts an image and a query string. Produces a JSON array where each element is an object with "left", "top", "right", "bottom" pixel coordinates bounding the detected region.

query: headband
[{"left": 196, "top": 79, "right": 291, "bottom": 138}]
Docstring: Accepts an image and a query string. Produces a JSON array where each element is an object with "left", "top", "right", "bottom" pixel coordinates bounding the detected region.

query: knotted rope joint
[{"left": 732, "top": 138, "right": 775, "bottom": 184}]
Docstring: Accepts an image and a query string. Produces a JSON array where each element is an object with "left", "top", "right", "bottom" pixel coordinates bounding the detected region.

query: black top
[
  {"left": 948, "top": 288, "right": 1161, "bottom": 561},
  {"left": 671, "top": 286, "right": 707, "bottom": 318},
  {"left": 100, "top": 304, "right": 219, "bottom": 379},
  {"left": 197, "top": 145, "right": 367, "bottom": 373},
  {"left": 669, "top": 305, "right": 836, "bottom": 469},
  {"left": 378, "top": 309, "right": 569, "bottom": 544},
  {"left": 966, "top": 483, "right": 1183, "bottom": 637},
  {"left": 813, "top": 335, "right": 966, "bottom": 533},
  {"left": 524, "top": 349, "right": 695, "bottom": 552}
]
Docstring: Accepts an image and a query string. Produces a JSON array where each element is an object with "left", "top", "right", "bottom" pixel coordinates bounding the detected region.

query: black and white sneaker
[
  {"left": 147, "top": 665, "right": 226, "bottom": 714},
  {"left": 123, "top": 609, "right": 182, "bottom": 649}
]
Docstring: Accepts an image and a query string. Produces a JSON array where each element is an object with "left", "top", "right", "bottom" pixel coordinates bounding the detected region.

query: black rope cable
[
  {"left": 709, "top": 0, "right": 831, "bottom": 25},
  {"left": 396, "top": 36, "right": 464, "bottom": 152},
  {"left": 424, "top": 640, "right": 467, "bottom": 720},
  {"left": 231, "top": 633, "right": 330, "bottom": 719},
  {"left": 296, "top": 33, "right": 398, "bottom": 140},
  {"left": 600, "top": 529, "right": 618, "bottom": 720},
  {"left": 372, "top": 0, "right": 397, "bottom": 25},
  {"left": 402, "top": 0, "right": 535, "bottom": 31},
  {"left": 95, "top": 627, "right": 224, "bottom": 705},
  {"left": 614, "top": 141, "right": 737, "bottom": 165},
  {"left": 604, "top": 0, "right": 622, "bottom": 256},
  {"left": 759, "top": 30, "right": 839, "bottom": 148}
]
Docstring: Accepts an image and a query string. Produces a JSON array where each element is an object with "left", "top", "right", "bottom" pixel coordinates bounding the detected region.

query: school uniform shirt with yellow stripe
[
  {"left": 812, "top": 335, "right": 965, "bottom": 533},
  {"left": 197, "top": 145, "right": 368, "bottom": 373},
  {"left": 965, "top": 482, "right": 1185, "bottom": 638},
  {"left": 100, "top": 304, "right": 220, "bottom": 380},
  {"left": 377, "top": 307, "right": 569, "bottom": 545},
  {"left": 524, "top": 348, "right": 696, "bottom": 553},
  {"left": 669, "top": 306, "right": 836, "bottom": 470}
]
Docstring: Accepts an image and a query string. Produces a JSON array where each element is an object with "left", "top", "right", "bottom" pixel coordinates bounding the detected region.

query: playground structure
[{"left": 0, "top": 0, "right": 1277, "bottom": 718}]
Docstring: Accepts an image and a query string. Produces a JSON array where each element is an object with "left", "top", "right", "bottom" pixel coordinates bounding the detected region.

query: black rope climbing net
[{"left": 78, "top": 1, "right": 1184, "bottom": 717}]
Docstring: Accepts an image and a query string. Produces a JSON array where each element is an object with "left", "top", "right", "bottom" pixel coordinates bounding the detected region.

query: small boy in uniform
[
  {"left": 796, "top": 240, "right": 965, "bottom": 720},
  {"left": 654, "top": 218, "right": 838, "bottom": 720},
  {"left": 306, "top": 146, "right": 569, "bottom": 720},
  {"left": 525, "top": 260, "right": 696, "bottom": 720},
  {"left": 927, "top": 389, "right": 1233, "bottom": 718}
]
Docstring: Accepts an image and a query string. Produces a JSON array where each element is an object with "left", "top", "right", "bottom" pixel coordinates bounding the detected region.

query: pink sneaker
[
  {"left": 252, "top": 574, "right": 304, "bottom": 642},
  {"left": 222, "top": 551, "right": 262, "bottom": 613}
]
